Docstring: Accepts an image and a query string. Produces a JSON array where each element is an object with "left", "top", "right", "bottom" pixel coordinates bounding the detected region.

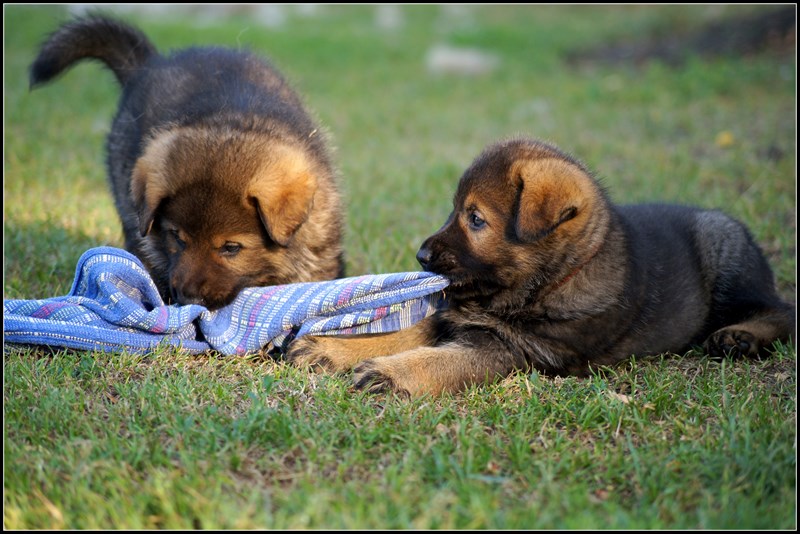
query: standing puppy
[
  {"left": 30, "top": 15, "right": 345, "bottom": 309},
  {"left": 288, "top": 138, "right": 795, "bottom": 397}
]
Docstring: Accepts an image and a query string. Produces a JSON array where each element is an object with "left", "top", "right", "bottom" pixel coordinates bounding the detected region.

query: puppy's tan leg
[
  {"left": 704, "top": 308, "right": 795, "bottom": 359},
  {"left": 353, "top": 342, "right": 528, "bottom": 397},
  {"left": 285, "top": 317, "right": 435, "bottom": 373}
]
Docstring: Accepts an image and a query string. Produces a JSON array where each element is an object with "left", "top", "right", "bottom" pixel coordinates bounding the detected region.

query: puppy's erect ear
[
  {"left": 248, "top": 145, "right": 318, "bottom": 247},
  {"left": 513, "top": 157, "right": 592, "bottom": 243},
  {"left": 131, "top": 132, "right": 177, "bottom": 236}
]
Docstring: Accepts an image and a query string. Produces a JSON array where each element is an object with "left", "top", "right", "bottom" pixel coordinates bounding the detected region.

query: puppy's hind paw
[{"left": 704, "top": 328, "right": 759, "bottom": 360}]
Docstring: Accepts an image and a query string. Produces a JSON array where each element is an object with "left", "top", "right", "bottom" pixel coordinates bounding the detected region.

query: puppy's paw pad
[{"left": 704, "top": 328, "right": 759, "bottom": 359}]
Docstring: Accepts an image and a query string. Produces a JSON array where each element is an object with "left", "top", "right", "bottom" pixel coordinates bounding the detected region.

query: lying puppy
[
  {"left": 30, "top": 15, "right": 345, "bottom": 310},
  {"left": 287, "top": 137, "right": 795, "bottom": 396}
]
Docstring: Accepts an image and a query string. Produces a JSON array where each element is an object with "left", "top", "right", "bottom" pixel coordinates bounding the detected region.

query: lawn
[{"left": 3, "top": 4, "right": 796, "bottom": 529}]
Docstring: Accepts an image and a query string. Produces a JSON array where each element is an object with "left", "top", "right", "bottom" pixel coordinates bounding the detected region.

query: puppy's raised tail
[{"left": 29, "top": 15, "right": 157, "bottom": 89}]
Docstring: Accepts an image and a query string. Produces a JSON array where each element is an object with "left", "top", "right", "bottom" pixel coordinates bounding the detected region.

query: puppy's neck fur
[{"left": 548, "top": 236, "right": 606, "bottom": 292}]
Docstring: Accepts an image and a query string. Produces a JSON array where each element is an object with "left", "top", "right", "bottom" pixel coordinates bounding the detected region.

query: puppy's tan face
[
  {"left": 417, "top": 139, "right": 602, "bottom": 299},
  {"left": 131, "top": 127, "right": 319, "bottom": 309},
  {"left": 153, "top": 192, "right": 281, "bottom": 310}
]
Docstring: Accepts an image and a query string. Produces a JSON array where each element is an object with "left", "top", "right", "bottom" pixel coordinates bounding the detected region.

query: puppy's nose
[
  {"left": 416, "top": 246, "right": 432, "bottom": 270},
  {"left": 171, "top": 284, "right": 206, "bottom": 307}
]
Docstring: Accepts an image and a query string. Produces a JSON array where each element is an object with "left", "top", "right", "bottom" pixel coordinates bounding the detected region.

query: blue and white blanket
[{"left": 3, "top": 247, "right": 449, "bottom": 355}]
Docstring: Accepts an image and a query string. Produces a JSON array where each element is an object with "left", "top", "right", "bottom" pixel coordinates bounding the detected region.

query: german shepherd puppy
[
  {"left": 287, "top": 137, "right": 795, "bottom": 397},
  {"left": 29, "top": 15, "right": 345, "bottom": 310}
]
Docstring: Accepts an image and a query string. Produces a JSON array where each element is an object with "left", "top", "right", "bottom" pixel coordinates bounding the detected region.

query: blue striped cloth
[{"left": 3, "top": 247, "right": 449, "bottom": 355}]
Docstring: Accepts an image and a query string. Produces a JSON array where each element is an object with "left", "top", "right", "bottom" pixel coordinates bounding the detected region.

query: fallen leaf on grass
[{"left": 608, "top": 391, "right": 632, "bottom": 404}]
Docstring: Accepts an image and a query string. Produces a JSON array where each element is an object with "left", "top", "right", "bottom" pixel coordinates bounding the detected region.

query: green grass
[{"left": 4, "top": 4, "right": 796, "bottom": 529}]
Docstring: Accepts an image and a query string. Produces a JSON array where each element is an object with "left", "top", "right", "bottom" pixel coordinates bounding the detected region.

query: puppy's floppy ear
[
  {"left": 513, "top": 157, "right": 591, "bottom": 243},
  {"left": 131, "top": 132, "right": 176, "bottom": 236},
  {"left": 248, "top": 145, "right": 318, "bottom": 247}
]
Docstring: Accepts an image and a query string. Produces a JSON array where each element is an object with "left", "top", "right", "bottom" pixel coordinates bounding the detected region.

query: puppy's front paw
[
  {"left": 704, "top": 328, "right": 759, "bottom": 359},
  {"left": 285, "top": 336, "right": 336, "bottom": 373},
  {"left": 353, "top": 359, "right": 410, "bottom": 398}
]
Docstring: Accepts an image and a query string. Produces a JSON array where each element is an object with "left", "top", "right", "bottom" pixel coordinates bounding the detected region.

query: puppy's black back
[
  {"left": 619, "top": 203, "right": 791, "bottom": 351},
  {"left": 120, "top": 47, "right": 319, "bottom": 141}
]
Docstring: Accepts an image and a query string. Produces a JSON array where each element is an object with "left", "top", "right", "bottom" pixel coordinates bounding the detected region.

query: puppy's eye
[
  {"left": 220, "top": 242, "right": 242, "bottom": 257},
  {"left": 168, "top": 229, "right": 186, "bottom": 249},
  {"left": 468, "top": 212, "right": 486, "bottom": 230}
]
